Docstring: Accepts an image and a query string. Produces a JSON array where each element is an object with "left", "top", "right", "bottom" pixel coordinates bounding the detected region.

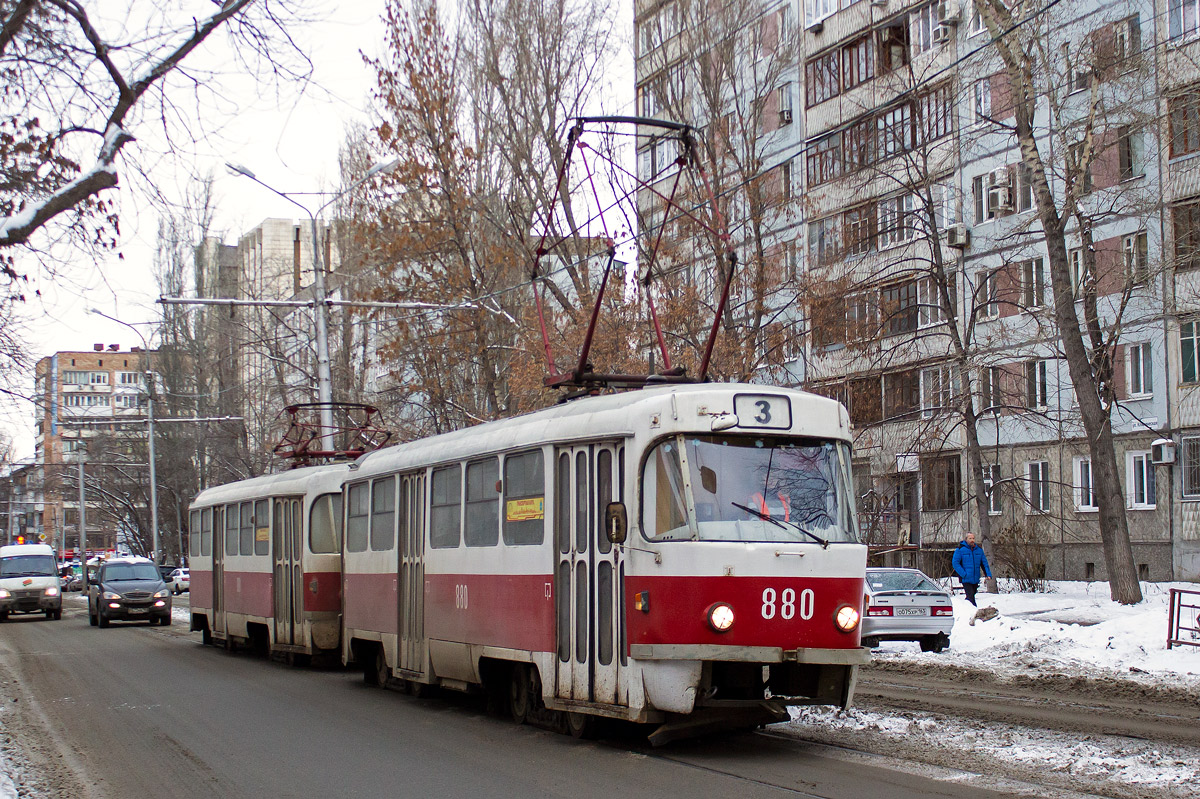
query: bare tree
[{"left": 979, "top": 0, "right": 1145, "bottom": 603}]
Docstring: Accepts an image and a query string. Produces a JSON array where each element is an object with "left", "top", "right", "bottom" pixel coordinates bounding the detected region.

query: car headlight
[
  {"left": 0, "top": 589, "right": 10, "bottom": 599},
  {"left": 834, "top": 604, "right": 861, "bottom": 632},
  {"left": 706, "top": 602, "right": 735, "bottom": 633},
  {"left": 44, "top": 587, "right": 60, "bottom": 597},
  {"left": 102, "top": 591, "right": 121, "bottom": 601},
  {"left": 153, "top": 589, "right": 170, "bottom": 598}
]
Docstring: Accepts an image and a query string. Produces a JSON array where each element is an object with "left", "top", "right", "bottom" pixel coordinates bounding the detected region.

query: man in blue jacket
[{"left": 952, "top": 532, "right": 992, "bottom": 606}]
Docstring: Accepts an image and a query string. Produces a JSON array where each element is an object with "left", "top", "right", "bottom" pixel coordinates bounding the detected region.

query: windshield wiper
[{"left": 731, "top": 502, "right": 829, "bottom": 549}]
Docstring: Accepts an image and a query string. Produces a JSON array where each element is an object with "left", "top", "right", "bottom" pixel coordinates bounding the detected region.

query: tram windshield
[{"left": 641, "top": 434, "right": 858, "bottom": 543}]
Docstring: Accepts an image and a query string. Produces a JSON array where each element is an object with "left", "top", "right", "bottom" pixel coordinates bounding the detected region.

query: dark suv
[{"left": 88, "top": 557, "right": 173, "bottom": 627}]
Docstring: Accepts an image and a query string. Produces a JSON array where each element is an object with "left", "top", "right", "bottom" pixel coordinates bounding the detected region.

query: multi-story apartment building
[
  {"left": 636, "top": 0, "right": 1199, "bottom": 580},
  {"left": 32, "top": 346, "right": 158, "bottom": 555}
]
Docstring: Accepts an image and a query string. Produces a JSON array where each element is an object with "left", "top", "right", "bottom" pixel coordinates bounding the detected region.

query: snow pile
[
  {"left": 788, "top": 705, "right": 1200, "bottom": 792},
  {"left": 870, "top": 580, "right": 1200, "bottom": 686}
]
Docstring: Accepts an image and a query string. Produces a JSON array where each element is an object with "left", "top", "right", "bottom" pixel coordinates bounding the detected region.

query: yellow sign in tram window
[
  {"left": 255, "top": 526, "right": 269, "bottom": 543},
  {"left": 506, "top": 497, "right": 545, "bottom": 522}
]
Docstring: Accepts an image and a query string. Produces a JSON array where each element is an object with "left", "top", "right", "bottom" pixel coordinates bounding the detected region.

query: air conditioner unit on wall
[
  {"left": 932, "top": 24, "right": 952, "bottom": 45},
  {"left": 779, "top": 108, "right": 793, "bottom": 125},
  {"left": 937, "top": 0, "right": 961, "bottom": 25},
  {"left": 945, "top": 224, "right": 971, "bottom": 249},
  {"left": 1151, "top": 438, "right": 1177, "bottom": 465},
  {"left": 987, "top": 184, "right": 1012, "bottom": 214}
]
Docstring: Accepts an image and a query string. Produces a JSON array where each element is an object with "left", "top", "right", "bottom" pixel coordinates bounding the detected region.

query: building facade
[{"left": 635, "top": 0, "right": 1199, "bottom": 580}]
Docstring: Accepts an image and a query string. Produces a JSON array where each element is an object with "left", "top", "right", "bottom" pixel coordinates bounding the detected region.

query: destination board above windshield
[{"left": 733, "top": 394, "right": 792, "bottom": 429}]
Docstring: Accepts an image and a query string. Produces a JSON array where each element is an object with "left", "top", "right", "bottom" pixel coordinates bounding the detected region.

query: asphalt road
[{"left": 0, "top": 597, "right": 1098, "bottom": 799}]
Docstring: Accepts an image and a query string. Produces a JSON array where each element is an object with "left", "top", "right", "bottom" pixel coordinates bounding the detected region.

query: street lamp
[
  {"left": 87, "top": 309, "right": 160, "bottom": 564},
  {"left": 224, "top": 158, "right": 399, "bottom": 452}
]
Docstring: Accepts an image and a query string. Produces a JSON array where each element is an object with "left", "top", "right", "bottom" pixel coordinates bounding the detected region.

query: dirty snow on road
[{"left": 784, "top": 580, "right": 1200, "bottom": 797}]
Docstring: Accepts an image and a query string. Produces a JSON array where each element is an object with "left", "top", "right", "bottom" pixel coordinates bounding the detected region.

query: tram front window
[{"left": 642, "top": 435, "right": 857, "bottom": 543}]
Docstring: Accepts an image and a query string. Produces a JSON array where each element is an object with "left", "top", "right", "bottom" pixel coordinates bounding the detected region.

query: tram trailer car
[
  {"left": 188, "top": 464, "right": 350, "bottom": 659},
  {"left": 341, "top": 383, "right": 868, "bottom": 742}
]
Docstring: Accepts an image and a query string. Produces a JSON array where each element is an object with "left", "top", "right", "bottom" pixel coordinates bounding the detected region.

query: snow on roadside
[
  {"left": 781, "top": 580, "right": 1200, "bottom": 796},
  {"left": 867, "top": 580, "right": 1200, "bottom": 690},
  {"left": 784, "top": 705, "right": 1200, "bottom": 795},
  {"left": 0, "top": 706, "right": 19, "bottom": 799}
]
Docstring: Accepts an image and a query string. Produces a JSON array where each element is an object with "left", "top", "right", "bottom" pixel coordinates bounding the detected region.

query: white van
[{"left": 0, "top": 543, "right": 63, "bottom": 620}]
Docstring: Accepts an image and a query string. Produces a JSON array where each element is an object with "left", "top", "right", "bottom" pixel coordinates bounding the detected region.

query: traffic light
[{"left": 16, "top": 535, "right": 25, "bottom": 544}]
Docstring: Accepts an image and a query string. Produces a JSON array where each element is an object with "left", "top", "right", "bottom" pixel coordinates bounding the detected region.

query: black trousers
[{"left": 963, "top": 582, "right": 979, "bottom": 606}]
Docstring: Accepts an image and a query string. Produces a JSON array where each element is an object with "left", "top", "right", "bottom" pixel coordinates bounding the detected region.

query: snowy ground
[
  {"left": 782, "top": 580, "right": 1200, "bottom": 797},
  {"left": 3, "top": 584, "right": 1199, "bottom": 797}
]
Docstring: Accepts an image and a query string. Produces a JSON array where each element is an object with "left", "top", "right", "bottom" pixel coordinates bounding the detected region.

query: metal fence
[{"left": 1167, "top": 589, "right": 1200, "bottom": 650}]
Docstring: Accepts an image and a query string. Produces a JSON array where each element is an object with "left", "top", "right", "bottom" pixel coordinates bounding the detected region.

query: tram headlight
[
  {"left": 706, "top": 602, "right": 735, "bottom": 633},
  {"left": 834, "top": 604, "right": 861, "bottom": 633}
]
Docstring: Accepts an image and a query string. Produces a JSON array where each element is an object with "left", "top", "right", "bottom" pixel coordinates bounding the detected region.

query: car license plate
[
  {"left": 128, "top": 607, "right": 147, "bottom": 613},
  {"left": 895, "top": 607, "right": 927, "bottom": 616}
]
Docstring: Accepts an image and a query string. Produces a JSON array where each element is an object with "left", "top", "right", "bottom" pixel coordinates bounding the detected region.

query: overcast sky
[{"left": 2, "top": 0, "right": 635, "bottom": 460}]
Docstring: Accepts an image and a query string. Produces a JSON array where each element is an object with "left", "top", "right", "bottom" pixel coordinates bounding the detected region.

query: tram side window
[
  {"left": 465, "top": 458, "right": 499, "bottom": 547},
  {"left": 430, "top": 465, "right": 462, "bottom": 549},
  {"left": 371, "top": 476, "right": 397, "bottom": 551},
  {"left": 346, "top": 482, "right": 370, "bottom": 553},
  {"left": 239, "top": 501, "right": 254, "bottom": 555},
  {"left": 225, "top": 503, "right": 239, "bottom": 555},
  {"left": 189, "top": 510, "right": 201, "bottom": 557},
  {"left": 253, "top": 499, "right": 269, "bottom": 555},
  {"left": 310, "top": 494, "right": 342, "bottom": 554},
  {"left": 643, "top": 440, "right": 689, "bottom": 539},
  {"left": 503, "top": 450, "right": 544, "bottom": 546},
  {"left": 201, "top": 507, "right": 212, "bottom": 557}
]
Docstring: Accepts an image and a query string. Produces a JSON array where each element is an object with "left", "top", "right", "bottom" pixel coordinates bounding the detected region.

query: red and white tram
[
  {"left": 340, "top": 383, "right": 867, "bottom": 741},
  {"left": 188, "top": 464, "right": 349, "bottom": 659}
]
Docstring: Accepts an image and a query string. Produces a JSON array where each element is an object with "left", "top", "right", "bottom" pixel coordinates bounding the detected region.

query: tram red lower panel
[
  {"left": 344, "top": 572, "right": 397, "bottom": 633},
  {"left": 222, "top": 570, "right": 272, "bottom": 618},
  {"left": 304, "top": 570, "right": 341, "bottom": 613},
  {"left": 626, "top": 575, "right": 865, "bottom": 651},
  {"left": 424, "top": 573, "right": 554, "bottom": 653},
  {"left": 191, "top": 570, "right": 212, "bottom": 607}
]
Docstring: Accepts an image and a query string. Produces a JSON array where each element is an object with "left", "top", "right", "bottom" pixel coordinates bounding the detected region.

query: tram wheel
[
  {"left": 366, "top": 646, "right": 389, "bottom": 688},
  {"left": 566, "top": 711, "right": 595, "bottom": 740},
  {"left": 509, "top": 665, "right": 531, "bottom": 725}
]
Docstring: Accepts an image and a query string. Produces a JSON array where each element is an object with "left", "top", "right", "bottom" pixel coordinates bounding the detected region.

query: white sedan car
[
  {"left": 861, "top": 567, "right": 954, "bottom": 652},
  {"left": 168, "top": 568, "right": 190, "bottom": 594}
]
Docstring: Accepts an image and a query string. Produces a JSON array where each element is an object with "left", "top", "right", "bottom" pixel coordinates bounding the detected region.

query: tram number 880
[{"left": 761, "top": 587, "right": 814, "bottom": 620}]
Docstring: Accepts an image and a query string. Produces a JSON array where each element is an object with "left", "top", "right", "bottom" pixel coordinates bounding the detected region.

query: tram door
[
  {"left": 398, "top": 473, "right": 426, "bottom": 673},
  {"left": 555, "top": 443, "right": 625, "bottom": 705},
  {"left": 212, "top": 506, "right": 226, "bottom": 638},
  {"left": 272, "top": 497, "right": 303, "bottom": 647}
]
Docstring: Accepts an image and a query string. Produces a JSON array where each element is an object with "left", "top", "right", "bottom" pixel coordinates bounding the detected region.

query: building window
[
  {"left": 1068, "top": 248, "right": 1087, "bottom": 295},
  {"left": 118, "top": 372, "right": 143, "bottom": 385},
  {"left": 876, "top": 103, "right": 914, "bottom": 160},
  {"left": 844, "top": 203, "right": 876, "bottom": 255},
  {"left": 841, "top": 36, "right": 874, "bottom": 92},
  {"left": 805, "top": 49, "right": 840, "bottom": 108},
  {"left": 1025, "top": 359, "right": 1049, "bottom": 410},
  {"left": 983, "top": 463, "right": 1002, "bottom": 514},
  {"left": 1123, "top": 231, "right": 1149, "bottom": 284},
  {"left": 971, "top": 79, "right": 991, "bottom": 125},
  {"left": 809, "top": 214, "right": 841, "bottom": 265},
  {"left": 1183, "top": 436, "right": 1200, "bottom": 498},
  {"left": 1022, "top": 257, "right": 1046, "bottom": 309},
  {"left": 918, "top": 275, "right": 953, "bottom": 327},
  {"left": 878, "top": 193, "right": 916, "bottom": 248},
  {"left": 844, "top": 118, "right": 874, "bottom": 172},
  {"left": 1170, "top": 89, "right": 1200, "bottom": 158},
  {"left": 908, "top": 2, "right": 938, "bottom": 56},
  {"left": 777, "top": 82, "right": 793, "bottom": 125},
  {"left": 806, "top": 132, "right": 842, "bottom": 187},
  {"left": 976, "top": 269, "right": 999, "bottom": 320},
  {"left": 1114, "top": 15, "right": 1141, "bottom": 64},
  {"left": 969, "top": 4, "right": 987, "bottom": 36},
  {"left": 883, "top": 370, "right": 921, "bottom": 419},
  {"left": 1075, "top": 457, "right": 1098, "bottom": 511},
  {"left": 1026, "top": 461, "right": 1050, "bottom": 513},
  {"left": 980, "top": 365, "right": 1001, "bottom": 412},
  {"left": 922, "top": 454, "right": 961, "bottom": 511},
  {"left": 919, "top": 84, "right": 954, "bottom": 142},
  {"left": 847, "top": 292, "right": 876, "bottom": 341},
  {"left": 1170, "top": 0, "right": 1200, "bottom": 41},
  {"left": 880, "top": 279, "right": 918, "bottom": 336},
  {"left": 1128, "top": 342, "right": 1153, "bottom": 397},
  {"left": 921, "top": 364, "right": 958, "bottom": 417},
  {"left": 1118, "top": 126, "right": 1143, "bottom": 180},
  {"left": 1127, "top": 451, "right": 1156, "bottom": 508},
  {"left": 1182, "top": 320, "right": 1200, "bottom": 384}
]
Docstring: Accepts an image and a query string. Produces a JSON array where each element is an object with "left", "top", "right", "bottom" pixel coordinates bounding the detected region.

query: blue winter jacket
[{"left": 952, "top": 540, "right": 992, "bottom": 584}]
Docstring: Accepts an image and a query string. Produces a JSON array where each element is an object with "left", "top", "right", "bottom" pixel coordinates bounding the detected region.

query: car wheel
[
  {"left": 88, "top": 604, "right": 97, "bottom": 626},
  {"left": 160, "top": 615, "right": 172, "bottom": 627},
  {"left": 920, "top": 635, "right": 948, "bottom": 653},
  {"left": 98, "top": 610, "right": 110, "bottom": 628},
  {"left": 52, "top": 609, "right": 62, "bottom": 621},
  {"left": 0, "top": 611, "right": 7, "bottom": 622}
]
